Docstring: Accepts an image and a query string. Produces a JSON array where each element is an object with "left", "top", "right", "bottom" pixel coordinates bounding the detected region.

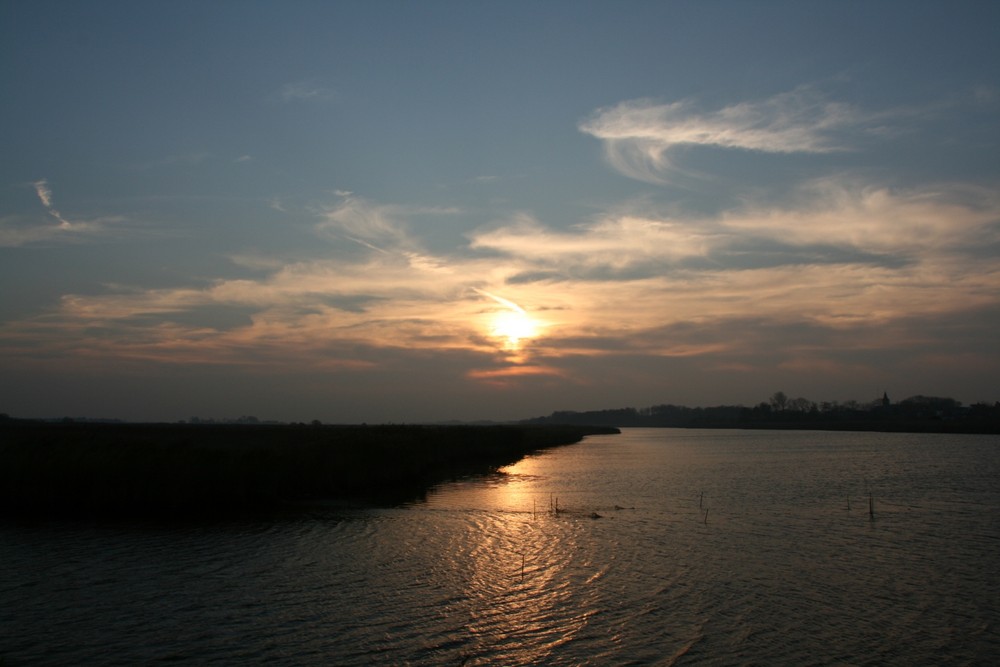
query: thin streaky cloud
[
  {"left": 278, "top": 80, "right": 336, "bottom": 103},
  {"left": 0, "top": 180, "right": 129, "bottom": 247},
  {"left": 474, "top": 288, "right": 526, "bottom": 314},
  {"left": 0, "top": 214, "right": 128, "bottom": 248},
  {"left": 316, "top": 195, "right": 461, "bottom": 249},
  {"left": 345, "top": 235, "right": 391, "bottom": 255},
  {"left": 316, "top": 195, "right": 415, "bottom": 247},
  {"left": 723, "top": 179, "right": 1000, "bottom": 254},
  {"left": 32, "top": 179, "right": 54, "bottom": 208},
  {"left": 32, "top": 178, "right": 73, "bottom": 228},
  {"left": 580, "top": 86, "right": 869, "bottom": 184}
]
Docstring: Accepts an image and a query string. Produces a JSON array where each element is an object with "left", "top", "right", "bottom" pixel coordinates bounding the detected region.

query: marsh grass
[{"left": 0, "top": 422, "right": 617, "bottom": 519}]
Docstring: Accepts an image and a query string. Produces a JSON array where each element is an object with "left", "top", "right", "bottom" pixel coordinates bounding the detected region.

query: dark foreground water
[{"left": 2, "top": 428, "right": 998, "bottom": 665}]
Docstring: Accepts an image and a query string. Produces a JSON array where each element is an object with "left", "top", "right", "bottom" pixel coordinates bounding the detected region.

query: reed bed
[{"left": 0, "top": 421, "right": 618, "bottom": 518}]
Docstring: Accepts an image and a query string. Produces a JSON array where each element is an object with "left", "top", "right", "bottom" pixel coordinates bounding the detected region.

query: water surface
[{"left": 2, "top": 428, "right": 998, "bottom": 665}]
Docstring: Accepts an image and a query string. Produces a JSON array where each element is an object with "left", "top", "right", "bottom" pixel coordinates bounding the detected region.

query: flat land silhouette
[{"left": 0, "top": 421, "right": 617, "bottom": 519}]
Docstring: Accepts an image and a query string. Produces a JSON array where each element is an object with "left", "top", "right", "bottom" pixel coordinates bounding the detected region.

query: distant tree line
[{"left": 524, "top": 392, "right": 1000, "bottom": 434}]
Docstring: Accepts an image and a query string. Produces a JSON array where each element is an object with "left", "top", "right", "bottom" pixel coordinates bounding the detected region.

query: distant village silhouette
[{"left": 526, "top": 392, "right": 1000, "bottom": 434}]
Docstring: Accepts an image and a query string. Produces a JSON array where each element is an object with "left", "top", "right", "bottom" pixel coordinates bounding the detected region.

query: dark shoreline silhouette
[
  {"left": 528, "top": 410, "right": 1000, "bottom": 433},
  {"left": 526, "top": 394, "right": 1000, "bottom": 434},
  {"left": 0, "top": 421, "right": 618, "bottom": 520}
]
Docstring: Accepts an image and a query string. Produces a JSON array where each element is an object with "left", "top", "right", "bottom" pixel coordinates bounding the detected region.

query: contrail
[{"left": 473, "top": 288, "right": 525, "bottom": 313}]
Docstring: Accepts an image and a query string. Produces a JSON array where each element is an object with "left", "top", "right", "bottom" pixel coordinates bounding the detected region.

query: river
[{"left": 2, "top": 428, "right": 998, "bottom": 665}]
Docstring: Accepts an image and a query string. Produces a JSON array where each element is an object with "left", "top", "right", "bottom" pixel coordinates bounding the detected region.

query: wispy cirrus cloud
[
  {"left": 467, "top": 179, "right": 1000, "bottom": 337},
  {"left": 33, "top": 179, "right": 72, "bottom": 227},
  {"left": 722, "top": 179, "right": 1000, "bottom": 253},
  {"left": 316, "top": 193, "right": 418, "bottom": 249},
  {"left": 33, "top": 179, "right": 55, "bottom": 208},
  {"left": 0, "top": 180, "right": 116, "bottom": 247},
  {"left": 579, "top": 87, "right": 871, "bottom": 184},
  {"left": 470, "top": 212, "right": 717, "bottom": 276},
  {"left": 5, "top": 180, "right": 998, "bottom": 383},
  {"left": 316, "top": 193, "right": 462, "bottom": 264},
  {"left": 277, "top": 79, "right": 336, "bottom": 103}
]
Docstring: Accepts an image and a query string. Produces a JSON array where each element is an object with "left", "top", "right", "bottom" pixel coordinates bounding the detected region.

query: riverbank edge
[
  {"left": 0, "top": 421, "right": 619, "bottom": 520},
  {"left": 527, "top": 415, "right": 1000, "bottom": 434}
]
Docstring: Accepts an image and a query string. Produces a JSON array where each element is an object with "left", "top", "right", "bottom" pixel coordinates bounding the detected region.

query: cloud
[
  {"left": 316, "top": 193, "right": 461, "bottom": 255},
  {"left": 277, "top": 80, "right": 336, "bottom": 103},
  {"left": 32, "top": 178, "right": 72, "bottom": 227},
  {"left": 580, "top": 87, "right": 869, "bottom": 184},
  {"left": 0, "top": 218, "right": 127, "bottom": 247},
  {"left": 0, "top": 180, "right": 120, "bottom": 246},
  {"left": 33, "top": 179, "right": 54, "bottom": 208},
  {"left": 3, "top": 181, "right": 998, "bottom": 401},
  {"left": 723, "top": 179, "right": 1000, "bottom": 254},
  {"left": 469, "top": 212, "right": 718, "bottom": 277},
  {"left": 317, "top": 194, "right": 414, "bottom": 247},
  {"left": 466, "top": 180, "right": 1000, "bottom": 349},
  {"left": 474, "top": 289, "right": 526, "bottom": 314}
]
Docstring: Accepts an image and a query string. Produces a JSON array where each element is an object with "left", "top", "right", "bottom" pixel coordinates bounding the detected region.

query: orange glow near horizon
[{"left": 467, "top": 365, "right": 562, "bottom": 380}]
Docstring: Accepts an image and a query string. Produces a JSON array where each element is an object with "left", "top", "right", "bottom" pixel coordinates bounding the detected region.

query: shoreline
[
  {"left": 0, "top": 421, "right": 619, "bottom": 520},
  {"left": 527, "top": 415, "right": 1000, "bottom": 435}
]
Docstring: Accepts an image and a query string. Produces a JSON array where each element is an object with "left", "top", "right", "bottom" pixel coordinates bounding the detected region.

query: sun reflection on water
[{"left": 452, "top": 455, "right": 605, "bottom": 665}]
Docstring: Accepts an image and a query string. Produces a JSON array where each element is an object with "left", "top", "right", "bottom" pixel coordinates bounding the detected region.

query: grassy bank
[{"left": 0, "top": 421, "right": 618, "bottom": 519}]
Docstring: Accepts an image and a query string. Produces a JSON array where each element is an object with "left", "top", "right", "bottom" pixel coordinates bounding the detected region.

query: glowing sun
[
  {"left": 491, "top": 309, "right": 539, "bottom": 349},
  {"left": 476, "top": 289, "right": 541, "bottom": 352}
]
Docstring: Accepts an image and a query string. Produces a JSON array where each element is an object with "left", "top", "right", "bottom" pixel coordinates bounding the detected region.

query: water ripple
[{"left": 2, "top": 429, "right": 998, "bottom": 665}]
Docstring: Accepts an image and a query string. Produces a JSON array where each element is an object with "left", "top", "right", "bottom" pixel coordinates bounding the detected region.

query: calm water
[{"left": 2, "top": 428, "right": 998, "bottom": 665}]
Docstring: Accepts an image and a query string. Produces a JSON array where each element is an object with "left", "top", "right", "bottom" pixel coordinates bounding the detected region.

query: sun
[
  {"left": 475, "top": 289, "right": 542, "bottom": 354},
  {"left": 490, "top": 309, "right": 539, "bottom": 349}
]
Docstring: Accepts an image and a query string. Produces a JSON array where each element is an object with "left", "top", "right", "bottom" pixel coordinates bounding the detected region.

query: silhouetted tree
[
  {"left": 788, "top": 397, "right": 815, "bottom": 413},
  {"left": 770, "top": 391, "right": 789, "bottom": 411}
]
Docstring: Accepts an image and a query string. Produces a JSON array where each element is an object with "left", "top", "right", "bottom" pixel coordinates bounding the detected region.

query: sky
[{"left": 2, "top": 1, "right": 999, "bottom": 423}]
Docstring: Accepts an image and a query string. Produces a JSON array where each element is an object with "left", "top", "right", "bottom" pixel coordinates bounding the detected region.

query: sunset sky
[{"left": 2, "top": 1, "right": 999, "bottom": 423}]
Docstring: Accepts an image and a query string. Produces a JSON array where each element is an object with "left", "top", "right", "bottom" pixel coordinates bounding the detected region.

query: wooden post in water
[
  {"left": 847, "top": 495, "right": 851, "bottom": 511},
  {"left": 703, "top": 508, "right": 709, "bottom": 524},
  {"left": 868, "top": 492, "right": 874, "bottom": 520}
]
